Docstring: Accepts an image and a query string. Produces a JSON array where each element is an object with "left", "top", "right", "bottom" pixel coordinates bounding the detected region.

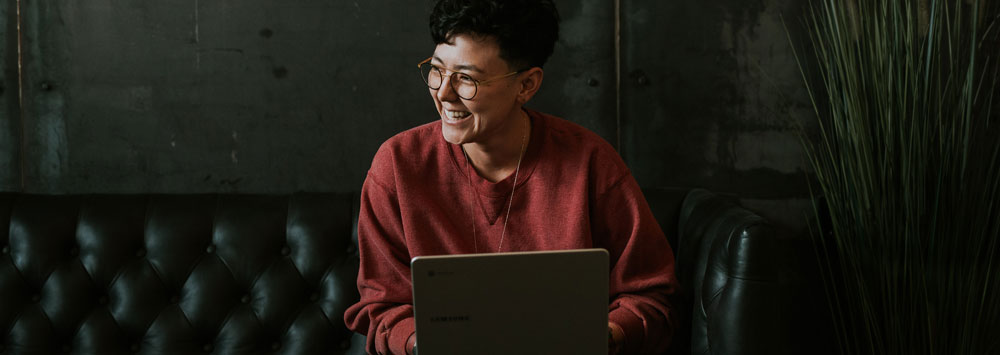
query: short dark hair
[{"left": 429, "top": 0, "right": 560, "bottom": 69}]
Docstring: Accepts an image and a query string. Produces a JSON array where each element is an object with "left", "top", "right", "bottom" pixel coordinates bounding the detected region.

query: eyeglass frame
[{"left": 417, "top": 57, "right": 525, "bottom": 100}]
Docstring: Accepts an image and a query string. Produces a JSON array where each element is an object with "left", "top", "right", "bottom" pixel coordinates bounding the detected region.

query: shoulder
[
  {"left": 535, "top": 110, "right": 617, "bottom": 155},
  {"left": 533, "top": 110, "right": 628, "bottom": 173},
  {"left": 380, "top": 120, "right": 440, "bottom": 154},
  {"left": 530, "top": 110, "right": 630, "bottom": 192},
  {"left": 367, "top": 120, "right": 442, "bottom": 188}
]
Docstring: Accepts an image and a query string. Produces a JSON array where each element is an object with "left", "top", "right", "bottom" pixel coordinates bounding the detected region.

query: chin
[
  {"left": 440, "top": 117, "right": 478, "bottom": 145},
  {"left": 441, "top": 128, "right": 468, "bottom": 145}
]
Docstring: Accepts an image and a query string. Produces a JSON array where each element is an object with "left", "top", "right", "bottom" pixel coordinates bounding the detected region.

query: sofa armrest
[{"left": 676, "top": 189, "right": 805, "bottom": 355}]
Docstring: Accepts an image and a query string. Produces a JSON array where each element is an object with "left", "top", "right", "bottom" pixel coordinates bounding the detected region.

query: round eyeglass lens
[
  {"left": 420, "top": 64, "right": 442, "bottom": 89},
  {"left": 454, "top": 75, "right": 478, "bottom": 99}
]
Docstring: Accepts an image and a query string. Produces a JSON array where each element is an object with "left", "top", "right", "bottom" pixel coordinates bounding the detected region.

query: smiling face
[{"left": 430, "top": 34, "right": 526, "bottom": 146}]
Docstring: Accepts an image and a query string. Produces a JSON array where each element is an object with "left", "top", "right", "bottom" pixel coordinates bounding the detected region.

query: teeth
[{"left": 446, "top": 110, "right": 471, "bottom": 119}]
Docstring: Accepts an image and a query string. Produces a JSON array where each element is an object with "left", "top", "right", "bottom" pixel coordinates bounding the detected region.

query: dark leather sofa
[
  {"left": 0, "top": 190, "right": 822, "bottom": 355},
  {"left": 0, "top": 194, "right": 365, "bottom": 354},
  {"left": 669, "top": 189, "right": 828, "bottom": 355}
]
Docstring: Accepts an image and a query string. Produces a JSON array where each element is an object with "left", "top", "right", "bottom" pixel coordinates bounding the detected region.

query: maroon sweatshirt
[{"left": 344, "top": 109, "right": 678, "bottom": 354}]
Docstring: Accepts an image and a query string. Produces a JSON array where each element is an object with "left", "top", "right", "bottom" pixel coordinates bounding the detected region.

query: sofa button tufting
[
  {"left": 346, "top": 245, "right": 357, "bottom": 254},
  {"left": 136, "top": 249, "right": 147, "bottom": 257},
  {"left": 309, "top": 293, "right": 319, "bottom": 302},
  {"left": 339, "top": 339, "right": 351, "bottom": 350},
  {"left": 241, "top": 295, "right": 250, "bottom": 304},
  {"left": 2, "top": 245, "right": 9, "bottom": 254},
  {"left": 169, "top": 295, "right": 180, "bottom": 304},
  {"left": 203, "top": 343, "right": 214, "bottom": 352},
  {"left": 130, "top": 343, "right": 140, "bottom": 352},
  {"left": 98, "top": 296, "right": 109, "bottom": 305},
  {"left": 270, "top": 342, "right": 280, "bottom": 350},
  {"left": 69, "top": 247, "right": 79, "bottom": 257},
  {"left": 281, "top": 246, "right": 291, "bottom": 256},
  {"left": 61, "top": 344, "right": 71, "bottom": 353},
  {"left": 206, "top": 245, "right": 216, "bottom": 254},
  {"left": 31, "top": 294, "right": 41, "bottom": 303}
]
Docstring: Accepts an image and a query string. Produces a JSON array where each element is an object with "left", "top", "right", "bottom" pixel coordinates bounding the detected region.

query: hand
[
  {"left": 406, "top": 333, "right": 417, "bottom": 355},
  {"left": 608, "top": 322, "right": 625, "bottom": 355}
]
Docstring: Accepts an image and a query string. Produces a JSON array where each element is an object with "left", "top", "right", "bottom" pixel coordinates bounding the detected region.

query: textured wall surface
[
  {"left": 13, "top": 0, "right": 614, "bottom": 194},
  {"left": 4, "top": 0, "right": 816, "bottom": 228},
  {"left": 1, "top": 0, "right": 19, "bottom": 191},
  {"left": 622, "top": 0, "right": 814, "bottom": 197},
  {"left": 622, "top": 0, "right": 816, "bottom": 229}
]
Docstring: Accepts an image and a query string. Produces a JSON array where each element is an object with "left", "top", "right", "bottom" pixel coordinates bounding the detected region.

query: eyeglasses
[{"left": 417, "top": 57, "right": 523, "bottom": 100}]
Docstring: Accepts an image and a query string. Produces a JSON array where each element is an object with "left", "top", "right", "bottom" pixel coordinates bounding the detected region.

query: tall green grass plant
[{"left": 793, "top": 0, "right": 1000, "bottom": 353}]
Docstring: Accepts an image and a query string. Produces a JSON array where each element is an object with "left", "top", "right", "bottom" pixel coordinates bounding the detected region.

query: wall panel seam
[
  {"left": 614, "top": 0, "right": 622, "bottom": 153},
  {"left": 15, "top": 0, "right": 25, "bottom": 192}
]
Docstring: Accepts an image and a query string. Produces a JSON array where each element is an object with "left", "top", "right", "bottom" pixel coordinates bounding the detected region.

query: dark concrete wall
[
  {"left": 622, "top": 0, "right": 817, "bottom": 229},
  {"left": 1, "top": 0, "right": 815, "bottom": 227},
  {"left": 10, "top": 0, "right": 615, "bottom": 194},
  {"left": 1, "top": 0, "right": 20, "bottom": 191}
]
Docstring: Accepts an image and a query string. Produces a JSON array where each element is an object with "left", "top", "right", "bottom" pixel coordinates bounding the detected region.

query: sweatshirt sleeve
[
  {"left": 594, "top": 172, "right": 678, "bottom": 354},
  {"left": 344, "top": 147, "right": 415, "bottom": 355}
]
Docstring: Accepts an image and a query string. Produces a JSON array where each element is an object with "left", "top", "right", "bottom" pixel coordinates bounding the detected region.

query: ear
[{"left": 515, "top": 67, "right": 544, "bottom": 104}]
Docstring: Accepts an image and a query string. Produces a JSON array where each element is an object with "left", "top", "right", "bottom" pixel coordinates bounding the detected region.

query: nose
[{"left": 435, "top": 73, "right": 460, "bottom": 102}]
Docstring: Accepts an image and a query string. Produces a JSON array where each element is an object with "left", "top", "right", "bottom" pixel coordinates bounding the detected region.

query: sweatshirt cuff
[
  {"left": 609, "top": 308, "right": 644, "bottom": 354},
  {"left": 390, "top": 317, "right": 416, "bottom": 355}
]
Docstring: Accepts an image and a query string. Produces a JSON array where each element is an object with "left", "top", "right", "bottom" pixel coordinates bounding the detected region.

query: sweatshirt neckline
[{"left": 447, "top": 108, "right": 544, "bottom": 198}]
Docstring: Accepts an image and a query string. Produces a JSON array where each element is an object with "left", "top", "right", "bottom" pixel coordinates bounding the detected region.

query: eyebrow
[{"left": 432, "top": 56, "right": 484, "bottom": 74}]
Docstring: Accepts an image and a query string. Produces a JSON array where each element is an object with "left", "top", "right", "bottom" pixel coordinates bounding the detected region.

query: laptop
[{"left": 411, "top": 248, "right": 609, "bottom": 355}]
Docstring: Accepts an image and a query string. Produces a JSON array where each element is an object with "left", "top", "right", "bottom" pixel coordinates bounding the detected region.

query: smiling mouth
[{"left": 445, "top": 110, "right": 471, "bottom": 120}]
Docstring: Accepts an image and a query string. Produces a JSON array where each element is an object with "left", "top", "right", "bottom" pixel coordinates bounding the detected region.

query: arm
[
  {"left": 344, "top": 168, "right": 416, "bottom": 355},
  {"left": 594, "top": 173, "right": 678, "bottom": 354}
]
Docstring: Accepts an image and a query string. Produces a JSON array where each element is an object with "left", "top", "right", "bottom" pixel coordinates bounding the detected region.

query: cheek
[{"left": 464, "top": 101, "right": 485, "bottom": 115}]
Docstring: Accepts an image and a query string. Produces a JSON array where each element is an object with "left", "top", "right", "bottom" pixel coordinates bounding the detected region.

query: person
[{"left": 343, "top": 0, "right": 678, "bottom": 354}]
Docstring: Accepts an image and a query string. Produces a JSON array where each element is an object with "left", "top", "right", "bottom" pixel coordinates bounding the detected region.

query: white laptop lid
[{"left": 411, "top": 248, "right": 609, "bottom": 355}]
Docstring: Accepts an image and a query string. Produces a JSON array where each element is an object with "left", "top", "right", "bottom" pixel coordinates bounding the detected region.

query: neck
[{"left": 463, "top": 109, "right": 531, "bottom": 183}]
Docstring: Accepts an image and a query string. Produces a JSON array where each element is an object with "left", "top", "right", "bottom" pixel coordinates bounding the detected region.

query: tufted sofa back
[{"left": 0, "top": 194, "right": 364, "bottom": 355}]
